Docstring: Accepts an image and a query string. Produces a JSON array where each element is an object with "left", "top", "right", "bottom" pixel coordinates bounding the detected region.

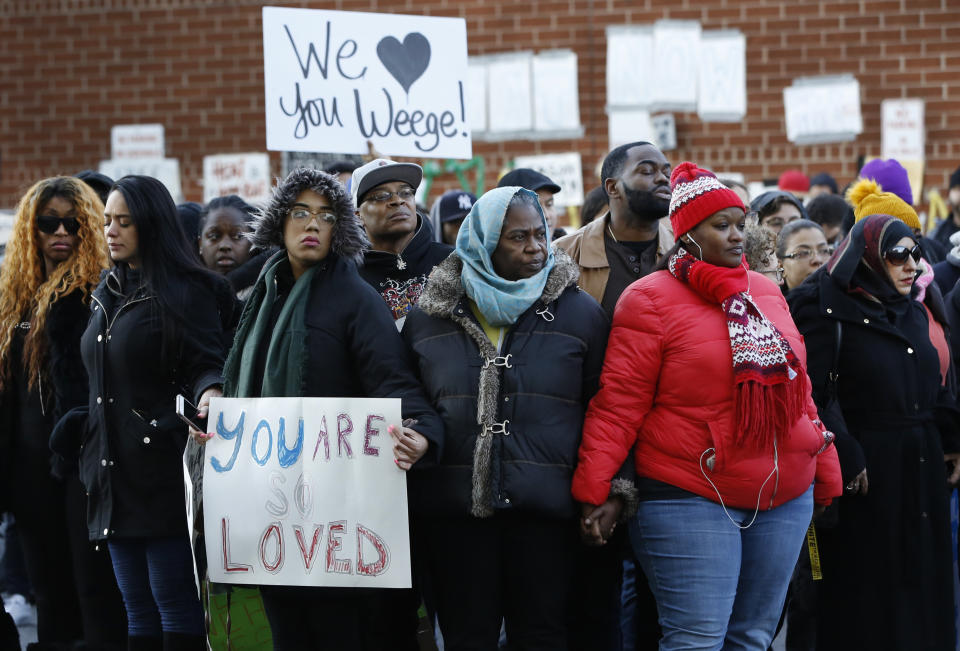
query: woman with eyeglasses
[
  {"left": 0, "top": 177, "right": 126, "bottom": 649},
  {"left": 776, "top": 220, "right": 832, "bottom": 294},
  {"left": 788, "top": 214, "right": 959, "bottom": 651},
  {"left": 212, "top": 168, "right": 442, "bottom": 650},
  {"left": 79, "top": 175, "right": 234, "bottom": 650}
]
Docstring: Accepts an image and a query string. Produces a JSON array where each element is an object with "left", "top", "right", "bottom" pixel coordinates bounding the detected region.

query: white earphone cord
[{"left": 699, "top": 438, "right": 779, "bottom": 530}]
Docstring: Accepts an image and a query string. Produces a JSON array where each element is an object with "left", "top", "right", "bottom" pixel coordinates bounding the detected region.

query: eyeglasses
[
  {"left": 884, "top": 244, "right": 922, "bottom": 265},
  {"left": 362, "top": 187, "right": 415, "bottom": 204},
  {"left": 781, "top": 246, "right": 834, "bottom": 261},
  {"left": 288, "top": 207, "right": 337, "bottom": 224},
  {"left": 37, "top": 215, "right": 81, "bottom": 235}
]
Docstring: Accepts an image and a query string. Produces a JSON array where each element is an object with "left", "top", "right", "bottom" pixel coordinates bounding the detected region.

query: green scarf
[{"left": 223, "top": 255, "right": 317, "bottom": 398}]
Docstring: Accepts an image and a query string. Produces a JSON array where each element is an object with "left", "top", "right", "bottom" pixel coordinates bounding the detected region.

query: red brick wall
[{"left": 3, "top": 0, "right": 960, "bottom": 212}]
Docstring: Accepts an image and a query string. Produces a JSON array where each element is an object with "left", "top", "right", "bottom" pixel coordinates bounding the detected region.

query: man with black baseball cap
[
  {"left": 497, "top": 168, "right": 565, "bottom": 240},
  {"left": 353, "top": 158, "right": 452, "bottom": 329},
  {"left": 436, "top": 189, "right": 477, "bottom": 246}
]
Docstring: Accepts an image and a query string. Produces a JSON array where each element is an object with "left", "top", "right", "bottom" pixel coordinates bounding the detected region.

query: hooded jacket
[
  {"left": 402, "top": 249, "right": 610, "bottom": 519},
  {"left": 359, "top": 216, "right": 452, "bottom": 328}
]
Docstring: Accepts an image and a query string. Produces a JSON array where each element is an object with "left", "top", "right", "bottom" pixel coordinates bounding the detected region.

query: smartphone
[{"left": 175, "top": 394, "right": 208, "bottom": 432}]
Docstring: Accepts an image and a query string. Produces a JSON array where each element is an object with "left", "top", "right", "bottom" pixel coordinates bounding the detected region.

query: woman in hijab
[
  {"left": 788, "top": 214, "right": 959, "bottom": 651},
  {"left": 572, "top": 163, "right": 841, "bottom": 650},
  {"left": 402, "top": 186, "right": 611, "bottom": 650}
]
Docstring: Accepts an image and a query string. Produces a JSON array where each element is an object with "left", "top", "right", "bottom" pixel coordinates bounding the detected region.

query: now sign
[{"left": 203, "top": 396, "right": 410, "bottom": 588}]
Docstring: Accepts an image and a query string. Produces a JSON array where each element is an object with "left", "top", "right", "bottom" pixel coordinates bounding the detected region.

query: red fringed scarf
[{"left": 668, "top": 247, "right": 805, "bottom": 449}]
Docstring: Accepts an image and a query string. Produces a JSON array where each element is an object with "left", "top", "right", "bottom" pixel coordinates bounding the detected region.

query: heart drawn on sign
[{"left": 376, "top": 33, "right": 432, "bottom": 96}]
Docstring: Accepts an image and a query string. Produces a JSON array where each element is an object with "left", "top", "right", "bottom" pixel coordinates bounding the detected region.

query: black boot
[
  {"left": 126, "top": 637, "right": 161, "bottom": 651},
  {"left": 160, "top": 633, "right": 205, "bottom": 651}
]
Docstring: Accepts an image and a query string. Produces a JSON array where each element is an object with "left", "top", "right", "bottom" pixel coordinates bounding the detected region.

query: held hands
[
  {"left": 389, "top": 421, "right": 428, "bottom": 471},
  {"left": 189, "top": 386, "right": 222, "bottom": 445},
  {"left": 579, "top": 496, "right": 623, "bottom": 546}
]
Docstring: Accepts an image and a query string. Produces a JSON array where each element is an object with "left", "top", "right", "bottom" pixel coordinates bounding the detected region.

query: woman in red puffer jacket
[{"left": 572, "top": 162, "right": 841, "bottom": 651}]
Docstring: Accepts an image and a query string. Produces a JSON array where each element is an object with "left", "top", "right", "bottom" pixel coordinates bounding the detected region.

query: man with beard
[
  {"left": 555, "top": 142, "right": 672, "bottom": 651},
  {"left": 353, "top": 158, "right": 452, "bottom": 329},
  {"left": 556, "top": 141, "right": 674, "bottom": 318}
]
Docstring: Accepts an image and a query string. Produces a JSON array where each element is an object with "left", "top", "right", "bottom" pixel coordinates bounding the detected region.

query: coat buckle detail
[
  {"left": 483, "top": 354, "right": 513, "bottom": 369},
  {"left": 483, "top": 420, "right": 510, "bottom": 437}
]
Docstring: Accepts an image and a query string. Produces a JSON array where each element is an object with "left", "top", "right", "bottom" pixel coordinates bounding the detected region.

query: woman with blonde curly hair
[{"left": 0, "top": 176, "right": 126, "bottom": 649}]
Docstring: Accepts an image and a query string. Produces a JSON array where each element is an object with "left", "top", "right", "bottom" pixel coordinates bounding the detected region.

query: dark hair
[
  {"left": 775, "top": 219, "right": 823, "bottom": 258},
  {"left": 325, "top": 160, "right": 357, "bottom": 176},
  {"left": 720, "top": 178, "right": 748, "bottom": 194},
  {"left": 806, "top": 194, "right": 848, "bottom": 228},
  {"left": 201, "top": 195, "right": 256, "bottom": 233},
  {"left": 176, "top": 201, "right": 204, "bottom": 243},
  {"left": 110, "top": 175, "right": 231, "bottom": 361},
  {"left": 581, "top": 186, "right": 608, "bottom": 225},
  {"left": 600, "top": 141, "right": 655, "bottom": 197},
  {"left": 756, "top": 195, "right": 799, "bottom": 221}
]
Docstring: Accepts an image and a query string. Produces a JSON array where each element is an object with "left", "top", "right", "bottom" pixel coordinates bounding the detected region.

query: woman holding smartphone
[{"left": 79, "top": 175, "right": 232, "bottom": 651}]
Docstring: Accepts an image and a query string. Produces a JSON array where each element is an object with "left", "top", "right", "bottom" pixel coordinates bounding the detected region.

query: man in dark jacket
[
  {"left": 931, "top": 166, "right": 960, "bottom": 248},
  {"left": 353, "top": 158, "right": 452, "bottom": 329}
]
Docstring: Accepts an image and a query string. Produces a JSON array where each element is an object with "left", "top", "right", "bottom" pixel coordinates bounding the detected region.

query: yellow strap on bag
[{"left": 807, "top": 523, "right": 822, "bottom": 580}]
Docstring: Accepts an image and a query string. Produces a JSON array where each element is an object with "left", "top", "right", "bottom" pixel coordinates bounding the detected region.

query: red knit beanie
[
  {"left": 669, "top": 162, "right": 746, "bottom": 237},
  {"left": 778, "top": 169, "right": 810, "bottom": 194}
]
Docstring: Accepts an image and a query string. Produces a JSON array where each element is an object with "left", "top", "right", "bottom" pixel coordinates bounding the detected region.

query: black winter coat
[
  {"left": 79, "top": 267, "right": 226, "bottom": 541},
  {"left": 403, "top": 250, "right": 609, "bottom": 520},
  {"left": 789, "top": 270, "right": 958, "bottom": 651},
  {"left": 226, "top": 252, "right": 443, "bottom": 449}
]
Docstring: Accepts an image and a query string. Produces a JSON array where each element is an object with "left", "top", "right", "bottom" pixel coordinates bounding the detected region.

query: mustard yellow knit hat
[{"left": 846, "top": 178, "right": 920, "bottom": 231}]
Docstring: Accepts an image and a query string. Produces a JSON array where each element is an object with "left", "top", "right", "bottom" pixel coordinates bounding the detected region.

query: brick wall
[{"left": 3, "top": 0, "right": 960, "bottom": 212}]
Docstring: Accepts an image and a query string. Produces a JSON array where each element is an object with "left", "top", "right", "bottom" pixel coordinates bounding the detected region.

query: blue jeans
[
  {"left": 108, "top": 536, "right": 204, "bottom": 636},
  {"left": 630, "top": 485, "right": 813, "bottom": 651}
]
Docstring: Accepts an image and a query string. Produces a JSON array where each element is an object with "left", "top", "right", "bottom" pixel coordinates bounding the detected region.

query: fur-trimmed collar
[{"left": 418, "top": 247, "right": 580, "bottom": 319}]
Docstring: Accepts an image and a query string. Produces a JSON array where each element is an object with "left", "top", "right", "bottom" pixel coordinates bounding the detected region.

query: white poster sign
[
  {"left": 783, "top": 75, "right": 863, "bottom": 144},
  {"left": 111, "top": 124, "right": 165, "bottom": 160},
  {"left": 487, "top": 52, "right": 534, "bottom": 133},
  {"left": 532, "top": 50, "right": 581, "bottom": 133},
  {"left": 650, "top": 21, "right": 701, "bottom": 111},
  {"left": 202, "top": 153, "right": 272, "bottom": 204},
  {"left": 881, "top": 99, "right": 925, "bottom": 162},
  {"left": 514, "top": 153, "right": 584, "bottom": 207},
  {"left": 606, "top": 26, "right": 654, "bottom": 108},
  {"left": 204, "top": 397, "right": 409, "bottom": 588},
  {"left": 466, "top": 59, "right": 488, "bottom": 133},
  {"left": 607, "top": 108, "right": 655, "bottom": 151},
  {"left": 263, "top": 7, "right": 471, "bottom": 159},
  {"left": 99, "top": 158, "right": 183, "bottom": 203},
  {"left": 697, "top": 31, "right": 746, "bottom": 122}
]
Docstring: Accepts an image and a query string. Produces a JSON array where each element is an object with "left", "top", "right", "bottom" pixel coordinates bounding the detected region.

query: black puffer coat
[
  {"left": 402, "top": 250, "right": 609, "bottom": 520},
  {"left": 789, "top": 269, "right": 958, "bottom": 651},
  {"left": 79, "top": 267, "right": 226, "bottom": 541}
]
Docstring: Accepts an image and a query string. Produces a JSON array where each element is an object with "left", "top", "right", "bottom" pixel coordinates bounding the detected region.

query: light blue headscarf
[{"left": 455, "top": 186, "right": 556, "bottom": 326}]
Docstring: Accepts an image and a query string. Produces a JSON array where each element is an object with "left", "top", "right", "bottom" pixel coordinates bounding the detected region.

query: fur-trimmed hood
[
  {"left": 250, "top": 168, "right": 369, "bottom": 264},
  {"left": 418, "top": 246, "right": 581, "bottom": 319}
]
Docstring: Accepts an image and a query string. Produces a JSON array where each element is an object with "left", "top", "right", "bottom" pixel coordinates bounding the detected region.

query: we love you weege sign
[{"left": 263, "top": 7, "right": 472, "bottom": 160}]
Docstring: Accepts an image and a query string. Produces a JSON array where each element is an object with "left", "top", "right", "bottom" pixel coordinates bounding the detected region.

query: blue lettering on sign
[
  {"left": 278, "top": 418, "right": 305, "bottom": 468},
  {"left": 251, "top": 419, "right": 273, "bottom": 466},
  {"left": 210, "top": 411, "right": 246, "bottom": 473}
]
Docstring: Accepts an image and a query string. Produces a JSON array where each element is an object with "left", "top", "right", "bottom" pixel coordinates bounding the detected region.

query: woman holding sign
[
  {"left": 218, "top": 167, "right": 441, "bottom": 650},
  {"left": 79, "top": 175, "right": 232, "bottom": 651},
  {"left": 402, "top": 186, "right": 610, "bottom": 650}
]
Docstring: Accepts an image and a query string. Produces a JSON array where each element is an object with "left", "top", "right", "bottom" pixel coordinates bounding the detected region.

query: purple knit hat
[{"left": 859, "top": 158, "right": 912, "bottom": 205}]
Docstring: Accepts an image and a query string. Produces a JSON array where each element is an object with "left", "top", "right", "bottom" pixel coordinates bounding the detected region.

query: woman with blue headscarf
[{"left": 402, "top": 186, "right": 610, "bottom": 650}]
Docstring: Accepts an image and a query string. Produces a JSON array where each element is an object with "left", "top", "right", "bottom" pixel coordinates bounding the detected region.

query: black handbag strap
[{"left": 825, "top": 320, "right": 843, "bottom": 403}]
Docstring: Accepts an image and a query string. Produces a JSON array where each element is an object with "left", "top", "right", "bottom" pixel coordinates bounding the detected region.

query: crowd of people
[{"left": 1, "top": 141, "right": 959, "bottom": 651}]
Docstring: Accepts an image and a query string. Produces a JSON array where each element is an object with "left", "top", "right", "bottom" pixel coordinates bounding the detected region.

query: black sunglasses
[
  {"left": 37, "top": 215, "right": 81, "bottom": 235},
  {"left": 883, "top": 244, "right": 922, "bottom": 265}
]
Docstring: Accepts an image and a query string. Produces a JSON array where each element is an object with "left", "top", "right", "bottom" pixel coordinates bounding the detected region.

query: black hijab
[{"left": 825, "top": 214, "right": 916, "bottom": 309}]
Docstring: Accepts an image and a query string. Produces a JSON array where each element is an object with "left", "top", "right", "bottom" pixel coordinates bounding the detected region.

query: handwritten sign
[
  {"left": 697, "top": 31, "right": 746, "bottom": 122},
  {"left": 99, "top": 158, "right": 183, "bottom": 203},
  {"left": 203, "top": 153, "right": 271, "bottom": 204},
  {"left": 263, "top": 7, "right": 470, "bottom": 160},
  {"left": 111, "top": 124, "right": 165, "bottom": 160},
  {"left": 607, "top": 108, "right": 655, "bottom": 151},
  {"left": 783, "top": 75, "right": 863, "bottom": 144},
  {"left": 650, "top": 21, "right": 701, "bottom": 111},
  {"left": 606, "top": 26, "right": 654, "bottom": 109},
  {"left": 532, "top": 50, "right": 581, "bottom": 134},
  {"left": 487, "top": 52, "right": 534, "bottom": 133},
  {"left": 203, "top": 396, "right": 410, "bottom": 588},
  {"left": 514, "top": 153, "right": 584, "bottom": 207}
]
